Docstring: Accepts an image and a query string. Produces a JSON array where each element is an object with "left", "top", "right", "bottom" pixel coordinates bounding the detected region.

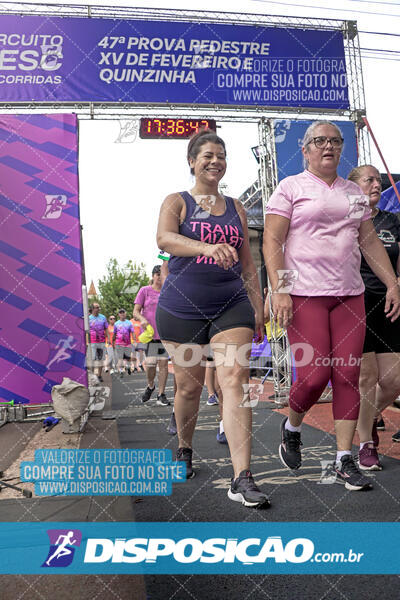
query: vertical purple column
[{"left": 0, "top": 114, "right": 87, "bottom": 404}]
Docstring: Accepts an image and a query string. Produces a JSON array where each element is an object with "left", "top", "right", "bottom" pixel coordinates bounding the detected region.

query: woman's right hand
[
  {"left": 203, "top": 243, "right": 239, "bottom": 269},
  {"left": 271, "top": 292, "right": 293, "bottom": 328}
]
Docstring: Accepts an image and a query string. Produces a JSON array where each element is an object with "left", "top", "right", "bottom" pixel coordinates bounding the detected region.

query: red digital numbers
[{"left": 140, "top": 118, "right": 216, "bottom": 139}]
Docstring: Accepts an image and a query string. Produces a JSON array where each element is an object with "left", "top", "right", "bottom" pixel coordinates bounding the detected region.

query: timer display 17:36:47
[{"left": 139, "top": 118, "right": 217, "bottom": 139}]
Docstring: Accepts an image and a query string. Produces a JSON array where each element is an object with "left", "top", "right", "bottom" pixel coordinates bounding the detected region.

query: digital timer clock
[{"left": 139, "top": 118, "right": 217, "bottom": 139}]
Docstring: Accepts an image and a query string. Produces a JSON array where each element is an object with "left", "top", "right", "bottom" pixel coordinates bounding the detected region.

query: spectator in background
[
  {"left": 130, "top": 313, "right": 144, "bottom": 372},
  {"left": 205, "top": 359, "right": 227, "bottom": 444},
  {"left": 134, "top": 265, "right": 169, "bottom": 406},
  {"left": 88, "top": 302, "right": 109, "bottom": 382},
  {"left": 104, "top": 315, "right": 116, "bottom": 374},
  {"left": 113, "top": 309, "right": 135, "bottom": 377}
]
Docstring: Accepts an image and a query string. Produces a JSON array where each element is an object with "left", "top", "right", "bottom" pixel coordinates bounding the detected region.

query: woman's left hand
[
  {"left": 254, "top": 311, "right": 265, "bottom": 343},
  {"left": 385, "top": 285, "right": 400, "bottom": 322}
]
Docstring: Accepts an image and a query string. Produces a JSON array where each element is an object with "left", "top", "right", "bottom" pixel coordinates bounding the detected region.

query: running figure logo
[
  {"left": 346, "top": 194, "right": 369, "bottom": 219},
  {"left": 192, "top": 43, "right": 217, "bottom": 69},
  {"left": 274, "top": 119, "right": 291, "bottom": 143},
  {"left": 42, "top": 529, "right": 82, "bottom": 567},
  {"left": 276, "top": 269, "right": 298, "bottom": 294},
  {"left": 40, "top": 43, "right": 63, "bottom": 70},
  {"left": 46, "top": 335, "right": 76, "bottom": 371},
  {"left": 318, "top": 460, "right": 337, "bottom": 485},
  {"left": 192, "top": 195, "right": 217, "bottom": 219},
  {"left": 115, "top": 119, "right": 139, "bottom": 143},
  {"left": 239, "top": 383, "right": 264, "bottom": 408},
  {"left": 42, "top": 194, "right": 67, "bottom": 219}
]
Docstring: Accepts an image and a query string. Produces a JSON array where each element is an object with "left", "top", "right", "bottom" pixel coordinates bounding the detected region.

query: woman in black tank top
[
  {"left": 348, "top": 165, "right": 400, "bottom": 470},
  {"left": 156, "top": 130, "right": 269, "bottom": 508}
]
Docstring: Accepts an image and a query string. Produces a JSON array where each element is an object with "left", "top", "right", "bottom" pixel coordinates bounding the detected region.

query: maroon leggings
[{"left": 287, "top": 295, "right": 365, "bottom": 420}]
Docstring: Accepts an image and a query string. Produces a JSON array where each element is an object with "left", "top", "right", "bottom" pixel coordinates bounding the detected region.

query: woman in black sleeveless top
[{"left": 156, "top": 130, "right": 269, "bottom": 508}]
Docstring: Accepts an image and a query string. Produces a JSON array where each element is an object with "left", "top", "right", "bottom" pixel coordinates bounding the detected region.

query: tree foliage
[{"left": 95, "top": 258, "right": 150, "bottom": 319}]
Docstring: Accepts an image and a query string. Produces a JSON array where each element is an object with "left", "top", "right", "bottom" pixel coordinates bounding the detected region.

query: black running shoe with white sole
[
  {"left": 334, "top": 455, "right": 373, "bottom": 491},
  {"left": 228, "top": 470, "right": 270, "bottom": 508},
  {"left": 176, "top": 447, "right": 195, "bottom": 479},
  {"left": 279, "top": 417, "right": 302, "bottom": 470},
  {"left": 141, "top": 385, "right": 155, "bottom": 403}
]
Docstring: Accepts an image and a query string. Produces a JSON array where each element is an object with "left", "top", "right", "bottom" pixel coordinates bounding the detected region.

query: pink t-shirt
[
  {"left": 134, "top": 285, "right": 160, "bottom": 339},
  {"left": 265, "top": 171, "right": 371, "bottom": 296}
]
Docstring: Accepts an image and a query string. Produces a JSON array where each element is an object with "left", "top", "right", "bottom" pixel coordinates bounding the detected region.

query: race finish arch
[{"left": 0, "top": 3, "right": 370, "bottom": 405}]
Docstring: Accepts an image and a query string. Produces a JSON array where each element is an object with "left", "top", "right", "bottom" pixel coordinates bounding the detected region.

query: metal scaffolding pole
[{"left": 258, "top": 118, "right": 291, "bottom": 404}]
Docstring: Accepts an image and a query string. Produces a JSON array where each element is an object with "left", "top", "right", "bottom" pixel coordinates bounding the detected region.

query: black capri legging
[{"left": 156, "top": 301, "right": 255, "bottom": 345}]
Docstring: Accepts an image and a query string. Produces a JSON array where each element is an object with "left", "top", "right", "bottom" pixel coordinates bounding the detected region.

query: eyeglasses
[
  {"left": 311, "top": 136, "right": 344, "bottom": 148},
  {"left": 361, "top": 176, "right": 382, "bottom": 185}
]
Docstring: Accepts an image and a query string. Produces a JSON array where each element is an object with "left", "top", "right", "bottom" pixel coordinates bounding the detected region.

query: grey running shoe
[
  {"left": 156, "top": 393, "right": 170, "bottom": 406},
  {"left": 167, "top": 412, "right": 177, "bottom": 435},
  {"left": 279, "top": 417, "right": 302, "bottom": 470},
  {"left": 216, "top": 431, "right": 228, "bottom": 444},
  {"left": 176, "top": 447, "right": 195, "bottom": 479},
  {"left": 228, "top": 470, "right": 270, "bottom": 508},
  {"left": 334, "top": 455, "right": 373, "bottom": 490},
  {"left": 207, "top": 394, "right": 219, "bottom": 406}
]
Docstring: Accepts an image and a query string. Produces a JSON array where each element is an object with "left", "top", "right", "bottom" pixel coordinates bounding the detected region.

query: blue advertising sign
[
  {"left": 0, "top": 15, "right": 349, "bottom": 108},
  {"left": 0, "top": 522, "right": 399, "bottom": 574},
  {"left": 274, "top": 119, "right": 357, "bottom": 180},
  {"left": 379, "top": 180, "right": 400, "bottom": 213}
]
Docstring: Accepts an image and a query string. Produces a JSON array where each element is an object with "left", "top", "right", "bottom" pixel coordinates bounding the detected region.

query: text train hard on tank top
[{"left": 158, "top": 191, "right": 249, "bottom": 319}]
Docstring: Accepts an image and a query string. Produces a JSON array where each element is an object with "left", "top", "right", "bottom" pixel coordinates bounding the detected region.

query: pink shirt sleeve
[
  {"left": 265, "top": 180, "right": 293, "bottom": 219},
  {"left": 134, "top": 287, "right": 145, "bottom": 306}
]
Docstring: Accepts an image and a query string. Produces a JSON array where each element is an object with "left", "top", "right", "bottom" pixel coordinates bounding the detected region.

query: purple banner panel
[{"left": 0, "top": 114, "right": 87, "bottom": 405}]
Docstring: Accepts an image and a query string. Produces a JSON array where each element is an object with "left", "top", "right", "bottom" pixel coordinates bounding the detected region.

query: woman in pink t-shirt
[
  {"left": 263, "top": 120, "right": 400, "bottom": 491},
  {"left": 133, "top": 265, "right": 169, "bottom": 406}
]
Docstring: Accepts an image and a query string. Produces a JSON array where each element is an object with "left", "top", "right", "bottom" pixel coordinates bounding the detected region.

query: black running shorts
[
  {"left": 156, "top": 301, "right": 255, "bottom": 345},
  {"left": 363, "top": 291, "right": 400, "bottom": 354}
]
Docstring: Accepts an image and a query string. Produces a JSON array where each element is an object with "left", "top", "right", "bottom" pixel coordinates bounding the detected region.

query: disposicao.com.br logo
[
  {"left": 82, "top": 536, "right": 363, "bottom": 565},
  {"left": 42, "top": 529, "right": 82, "bottom": 567}
]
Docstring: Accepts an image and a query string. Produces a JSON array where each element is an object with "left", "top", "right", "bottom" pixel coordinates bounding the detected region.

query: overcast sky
[{"left": 22, "top": 0, "right": 400, "bottom": 289}]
